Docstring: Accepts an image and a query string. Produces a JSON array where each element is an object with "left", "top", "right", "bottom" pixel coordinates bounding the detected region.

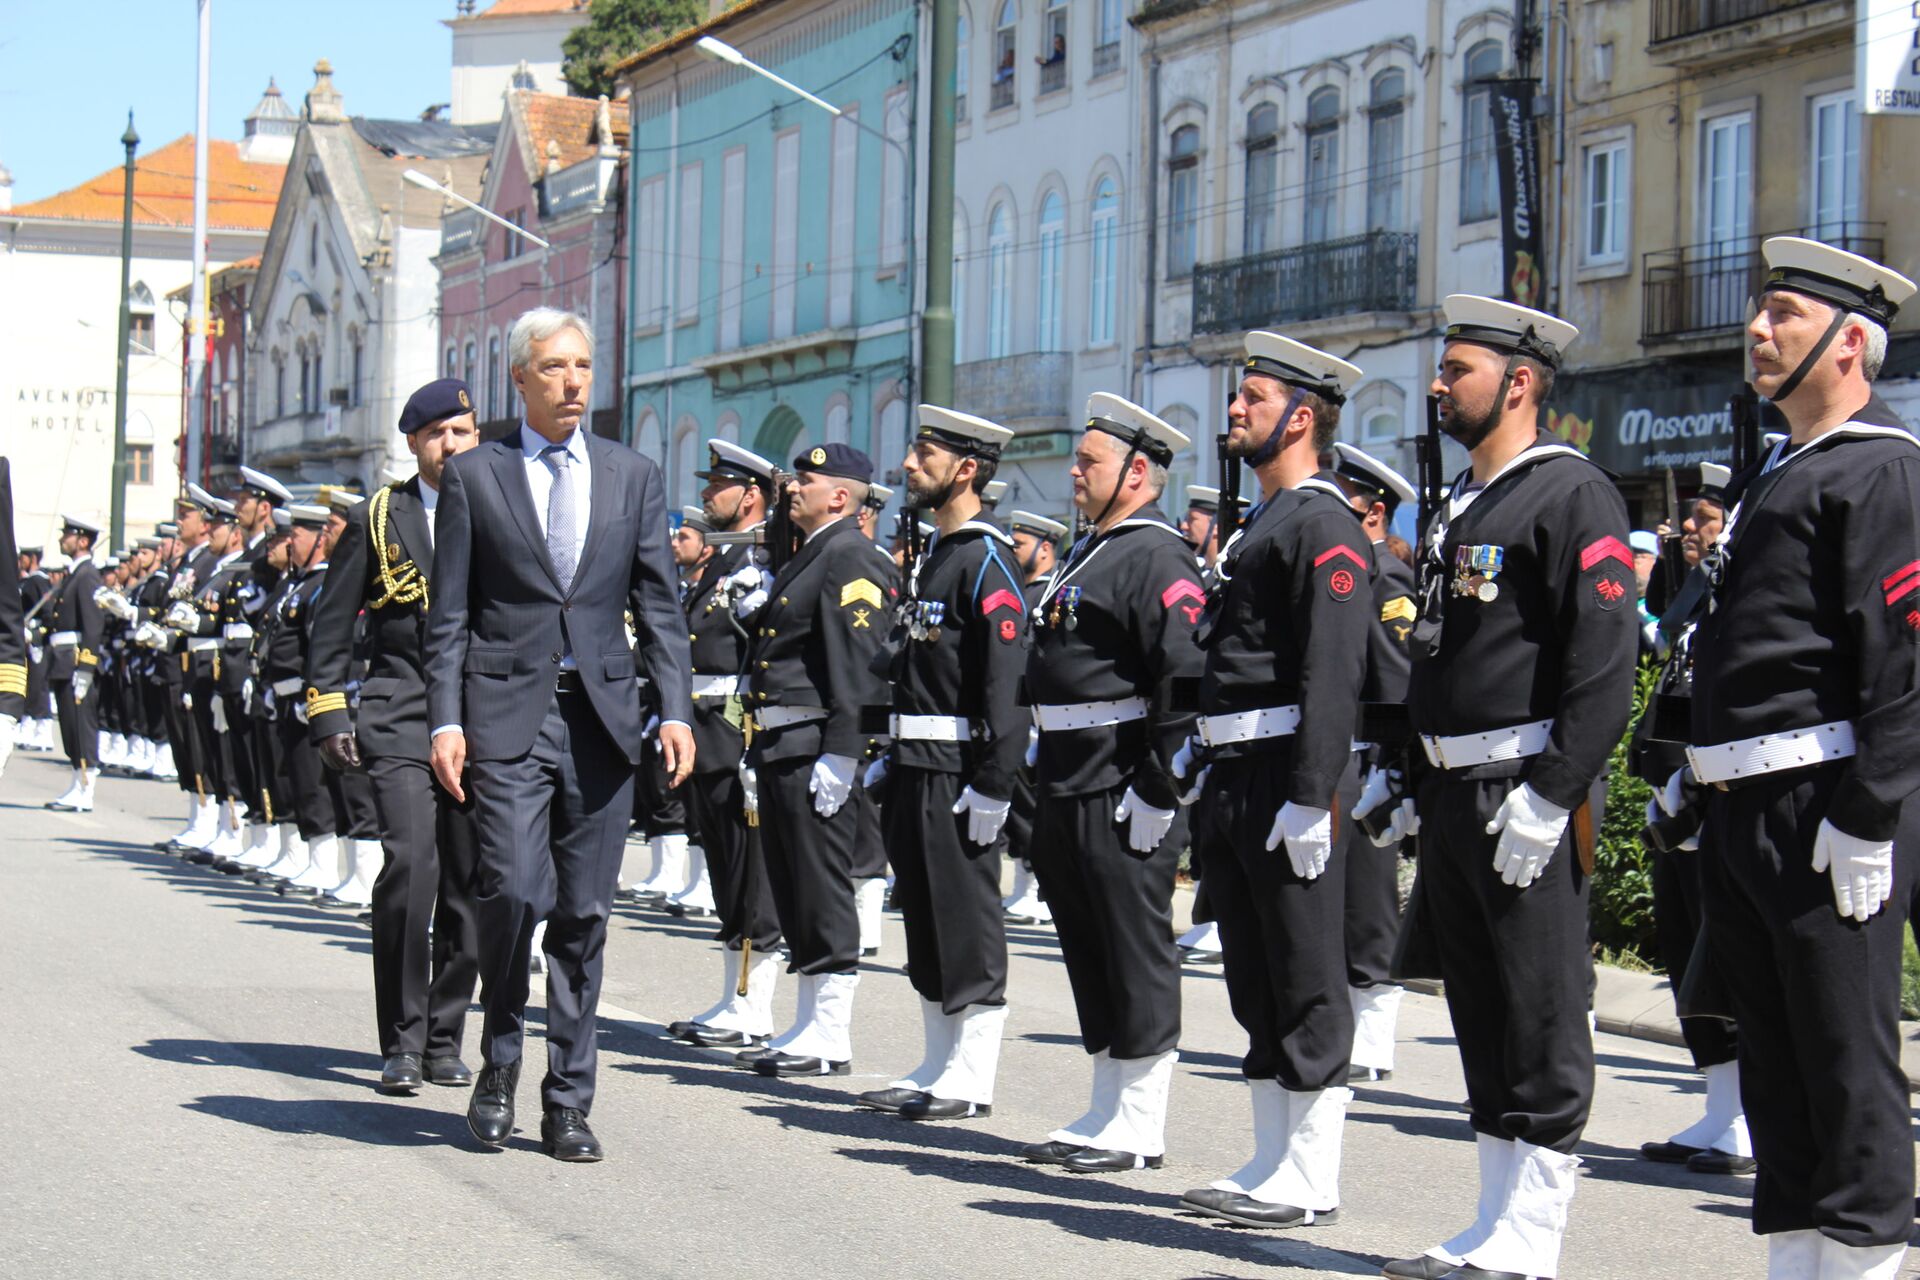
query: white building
[
  {"left": 447, "top": 0, "right": 593, "bottom": 125},
  {"left": 0, "top": 90, "right": 289, "bottom": 550},
  {"left": 245, "top": 61, "right": 492, "bottom": 492}
]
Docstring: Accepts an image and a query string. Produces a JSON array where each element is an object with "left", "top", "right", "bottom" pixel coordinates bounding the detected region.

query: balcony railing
[
  {"left": 1192, "top": 230, "right": 1419, "bottom": 336},
  {"left": 1651, "top": 0, "right": 1827, "bottom": 43},
  {"left": 1093, "top": 41, "right": 1122, "bottom": 77},
  {"left": 1640, "top": 222, "right": 1884, "bottom": 342},
  {"left": 1038, "top": 58, "right": 1066, "bottom": 95},
  {"left": 990, "top": 75, "right": 1015, "bottom": 111}
]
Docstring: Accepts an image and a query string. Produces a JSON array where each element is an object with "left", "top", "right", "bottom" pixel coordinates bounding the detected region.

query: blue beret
[
  {"left": 399, "top": 378, "right": 475, "bottom": 434},
  {"left": 792, "top": 442, "right": 873, "bottom": 483}
]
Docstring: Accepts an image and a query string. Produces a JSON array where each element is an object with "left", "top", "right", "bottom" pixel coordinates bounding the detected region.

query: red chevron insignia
[
  {"left": 1580, "top": 536, "right": 1633, "bottom": 571},
  {"left": 1313, "top": 545, "right": 1366, "bottom": 570},
  {"left": 1161, "top": 579, "right": 1205, "bottom": 609},
  {"left": 980, "top": 588, "right": 1024, "bottom": 616}
]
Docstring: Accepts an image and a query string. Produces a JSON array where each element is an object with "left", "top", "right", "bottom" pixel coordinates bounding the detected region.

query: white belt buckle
[
  {"left": 691, "top": 674, "right": 739, "bottom": 699},
  {"left": 892, "top": 714, "right": 968, "bottom": 742}
]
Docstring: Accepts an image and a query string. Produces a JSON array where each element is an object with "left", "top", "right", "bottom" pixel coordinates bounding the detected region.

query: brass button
[
  {"left": 759, "top": 660, "right": 769, "bottom": 669},
  {"left": 757, "top": 692, "right": 767, "bottom": 701},
  {"left": 765, "top": 628, "right": 776, "bottom": 637},
  {"left": 779, "top": 596, "right": 789, "bottom": 605},
  {"left": 689, "top": 633, "right": 697, "bottom": 642}
]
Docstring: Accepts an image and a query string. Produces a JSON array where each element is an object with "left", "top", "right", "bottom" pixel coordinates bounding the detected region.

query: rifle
[
  {"left": 1652, "top": 466, "right": 1688, "bottom": 617},
  {"left": 1216, "top": 384, "right": 1244, "bottom": 539},
  {"left": 1417, "top": 393, "right": 1444, "bottom": 534}
]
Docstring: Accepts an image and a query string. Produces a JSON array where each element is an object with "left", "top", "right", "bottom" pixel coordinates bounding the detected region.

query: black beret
[
  {"left": 399, "top": 378, "right": 475, "bottom": 434},
  {"left": 792, "top": 442, "right": 873, "bottom": 484}
]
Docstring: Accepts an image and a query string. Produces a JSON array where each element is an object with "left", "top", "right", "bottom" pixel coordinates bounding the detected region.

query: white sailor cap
[
  {"left": 379, "top": 460, "right": 416, "bottom": 487},
  {"left": 1243, "top": 332, "right": 1363, "bottom": 404},
  {"left": 156, "top": 522, "right": 179, "bottom": 538},
  {"left": 271, "top": 508, "right": 292, "bottom": 531},
  {"left": 1698, "top": 462, "right": 1732, "bottom": 502},
  {"left": 678, "top": 505, "right": 713, "bottom": 533},
  {"left": 1008, "top": 510, "right": 1069, "bottom": 540},
  {"left": 1084, "top": 393, "right": 1189, "bottom": 465},
  {"left": 103, "top": 556, "right": 121, "bottom": 569},
  {"left": 1185, "top": 485, "right": 1220, "bottom": 513},
  {"left": 981, "top": 479, "right": 1008, "bottom": 508},
  {"left": 183, "top": 483, "right": 222, "bottom": 517},
  {"left": 236, "top": 466, "right": 293, "bottom": 504},
  {"left": 916, "top": 404, "right": 1014, "bottom": 457},
  {"left": 1761, "top": 236, "right": 1916, "bottom": 328},
  {"left": 323, "top": 488, "right": 364, "bottom": 513},
  {"left": 287, "top": 504, "right": 331, "bottom": 530},
  {"left": 864, "top": 482, "right": 895, "bottom": 511},
  {"left": 697, "top": 439, "right": 777, "bottom": 484},
  {"left": 1442, "top": 294, "right": 1580, "bottom": 368},
  {"left": 43, "top": 553, "right": 68, "bottom": 571},
  {"left": 60, "top": 513, "right": 101, "bottom": 537},
  {"left": 136, "top": 537, "right": 161, "bottom": 550},
  {"left": 1331, "top": 442, "right": 1417, "bottom": 509}
]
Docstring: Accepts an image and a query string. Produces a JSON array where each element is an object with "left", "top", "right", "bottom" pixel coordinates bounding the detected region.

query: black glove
[{"left": 319, "top": 732, "right": 363, "bottom": 774}]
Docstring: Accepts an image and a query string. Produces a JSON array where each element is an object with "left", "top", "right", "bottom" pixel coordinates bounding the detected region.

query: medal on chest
[
  {"left": 907, "top": 599, "right": 947, "bottom": 643},
  {"left": 1452, "top": 544, "right": 1505, "bottom": 603},
  {"left": 1047, "top": 585, "right": 1082, "bottom": 631}
]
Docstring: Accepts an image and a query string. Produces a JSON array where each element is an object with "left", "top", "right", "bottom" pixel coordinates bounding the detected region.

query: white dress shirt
[
  {"left": 521, "top": 423, "right": 592, "bottom": 572},
  {"left": 419, "top": 475, "right": 438, "bottom": 549}
]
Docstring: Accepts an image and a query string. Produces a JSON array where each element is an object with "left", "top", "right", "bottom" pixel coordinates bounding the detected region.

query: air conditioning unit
[{"left": 329, "top": 387, "right": 349, "bottom": 405}]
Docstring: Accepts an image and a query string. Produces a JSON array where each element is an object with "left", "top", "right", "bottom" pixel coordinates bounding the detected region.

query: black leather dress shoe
[
  {"left": 1020, "top": 1140, "right": 1087, "bottom": 1165},
  {"left": 1349, "top": 1065, "right": 1393, "bottom": 1083},
  {"left": 1181, "top": 947, "right": 1224, "bottom": 966},
  {"left": 467, "top": 1061, "right": 520, "bottom": 1148},
  {"left": 1381, "top": 1257, "right": 1464, "bottom": 1279},
  {"left": 1062, "top": 1147, "right": 1164, "bottom": 1173},
  {"left": 1639, "top": 1139, "right": 1705, "bottom": 1164},
  {"left": 753, "top": 1052, "right": 849, "bottom": 1078},
  {"left": 687, "top": 1026, "right": 764, "bottom": 1049},
  {"left": 1685, "top": 1148, "right": 1757, "bottom": 1175},
  {"left": 899, "top": 1095, "right": 990, "bottom": 1120},
  {"left": 857, "top": 1087, "right": 930, "bottom": 1113},
  {"left": 1178, "top": 1187, "right": 1239, "bottom": 1213},
  {"left": 541, "top": 1107, "right": 604, "bottom": 1162},
  {"left": 1437, "top": 1267, "right": 1525, "bottom": 1279},
  {"left": 184, "top": 849, "right": 218, "bottom": 865},
  {"left": 378, "top": 1053, "right": 424, "bottom": 1093},
  {"left": 1198, "top": 1193, "right": 1337, "bottom": 1228},
  {"left": 666, "top": 1020, "right": 702, "bottom": 1040},
  {"left": 424, "top": 1056, "right": 473, "bottom": 1087},
  {"left": 733, "top": 1045, "right": 779, "bottom": 1067}
]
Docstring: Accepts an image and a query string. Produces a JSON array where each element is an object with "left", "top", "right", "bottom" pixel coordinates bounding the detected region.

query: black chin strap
[
  {"left": 1771, "top": 307, "right": 1852, "bottom": 406},
  {"left": 1091, "top": 440, "right": 1146, "bottom": 531},
  {"left": 1249, "top": 388, "right": 1308, "bottom": 469}
]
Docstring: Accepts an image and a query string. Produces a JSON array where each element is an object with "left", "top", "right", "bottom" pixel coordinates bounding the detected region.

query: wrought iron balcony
[
  {"left": 1652, "top": 0, "right": 1828, "bottom": 42},
  {"left": 1192, "top": 231, "right": 1418, "bottom": 336},
  {"left": 1640, "top": 222, "right": 1884, "bottom": 342},
  {"left": 1038, "top": 58, "right": 1066, "bottom": 95},
  {"left": 1093, "top": 41, "right": 1122, "bottom": 77},
  {"left": 990, "top": 75, "right": 1015, "bottom": 111},
  {"left": 953, "top": 351, "right": 1074, "bottom": 424}
]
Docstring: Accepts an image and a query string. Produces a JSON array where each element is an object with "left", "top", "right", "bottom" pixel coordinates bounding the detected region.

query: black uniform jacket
[
  {"left": 684, "top": 535, "right": 766, "bottom": 775},
  {"left": 1198, "top": 476, "right": 1372, "bottom": 807},
  {"left": 1366, "top": 539, "right": 1415, "bottom": 705},
  {"left": 0, "top": 460, "right": 24, "bottom": 717},
  {"left": 1025, "top": 505, "right": 1203, "bottom": 811},
  {"left": 1692, "top": 395, "right": 1920, "bottom": 842},
  {"left": 1407, "top": 431, "right": 1637, "bottom": 811},
  {"left": 889, "top": 519, "right": 1028, "bottom": 799},
  {"left": 49, "top": 559, "right": 104, "bottom": 681},
  {"left": 743, "top": 515, "right": 897, "bottom": 766},
  {"left": 190, "top": 551, "right": 269, "bottom": 697}
]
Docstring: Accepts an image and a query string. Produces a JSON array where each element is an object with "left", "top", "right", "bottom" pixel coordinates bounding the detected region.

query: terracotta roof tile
[
  {"left": 476, "top": 0, "right": 588, "bottom": 17},
  {"left": 11, "top": 135, "right": 286, "bottom": 232},
  {"left": 515, "top": 92, "right": 629, "bottom": 176}
]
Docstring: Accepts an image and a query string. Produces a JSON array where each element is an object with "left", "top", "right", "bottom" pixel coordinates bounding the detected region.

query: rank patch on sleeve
[
  {"left": 1592, "top": 575, "right": 1628, "bottom": 609},
  {"left": 1882, "top": 560, "right": 1920, "bottom": 606},
  {"left": 1380, "top": 596, "right": 1417, "bottom": 624},
  {"left": 1313, "top": 545, "right": 1367, "bottom": 570},
  {"left": 840, "top": 578, "right": 884, "bottom": 609},
  {"left": 1579, "top": 536, "right": 1633, "bottom": 572},
  {"left": 999, "top": 617, "right": 1019, "bottom": 642},
  {"left": 981, "top": 588, "right": 1023, "bottom": 616},
  {"left": 1161, "top": 579, "right": 1205, "bottom": 609},
  {"left": 1329, "top": 568, "right": 1356, "bottom": 601}
]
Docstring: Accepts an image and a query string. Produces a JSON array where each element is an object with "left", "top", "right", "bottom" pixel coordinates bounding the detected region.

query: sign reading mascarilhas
[
  {"left": 1490, "top": 79, "right": 1544, "bottom": 309},
  {"left": 1551, "top": 360, "right": 1767, "bottom": 475},
  {"left": 1860, "top": 0, "right": 1920, "bottom": 115}
]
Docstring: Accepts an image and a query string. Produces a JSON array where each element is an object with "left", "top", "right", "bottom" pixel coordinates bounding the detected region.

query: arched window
[
  {"left": 756, "top": 403, "right": 808, "bottom": 460},
  {"left": 1167, "top": 124, "right": 1200, "bottom": 278},
  {"left": 1304, "top": 87, "right": 1341, "bottom": 242},
  {"left": 486, "top": 335, "right": 501, "bottom": 419},
  {"left": 987, "top": 203, "right": 1013, "bottom": 358},
  {"left": 299, "top": 349, "right": 312, "bottom": 415},
  {"left": 351, "top": 331, "right": 364, "bottom": 407},
  {"left": 1461, "top": 40, "right": 1504, "bottom": 223},
  {"left": 825, "top": 398, "right": 852, "bottom": 445},
  {"left": 952, "top": 212, "right": 969, "bottom": 364},
  {"left": 1037, "top": 191, "right": 1065, "bottom": 352},
  {"left": 955, "top": 12, "right": 971, "bottom": 121},
  {"left": 462, "top": 339, "right": 476, "bottom": 394},
  {"left": 992, "top": 0, "right": 1017, "bottom": 110},
  {"left": 877, "top": 397, "right": 908, "bottom": 483},
  {"left": 273, "top": 353, "right": 286, "bottom": 419},
  {"left": 670, "top": 415, "right": 699, "bottom": 509},
  {"left": 1244, "top": 103, "right": 1279, "bottom": 255},
  {"left": 128, "top": 281, "right": 157, "bottom": 356},
  {"left": 1368, "top": 70, "right": 1408, "bottom": 230},
  {"left": 1088, "top": 177, "right": 1118, "bottom": 346},
  {"left": 446, "top": 345, "right": 457, "bottom": 378},
  {"left": 1038, "top": 0, "right": 1067, "bottom": 95}
]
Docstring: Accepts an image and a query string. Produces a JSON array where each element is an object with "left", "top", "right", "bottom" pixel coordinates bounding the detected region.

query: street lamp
[
  {"left": 403, "top": 168, "right": 552, "bottom": 250},
  {"left": 110, "top": 112, "right": 140, "bottom": 553}
]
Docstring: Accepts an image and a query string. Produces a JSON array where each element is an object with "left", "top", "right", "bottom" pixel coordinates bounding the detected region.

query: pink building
[{"left": 434, "top": 90, "right": 628, "bottom": 439}]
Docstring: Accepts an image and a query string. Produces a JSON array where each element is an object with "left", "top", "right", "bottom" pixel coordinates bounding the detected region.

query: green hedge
[{"left": 1590, "top": 662, "right": 1660, "bottom": 962}]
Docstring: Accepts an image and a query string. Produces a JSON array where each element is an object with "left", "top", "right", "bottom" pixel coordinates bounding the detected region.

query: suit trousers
[
  {"left": 1343, "top": 752, "right": 1403, "bottom": 989},
  {"left": 250, "top": 711, "right": 288, "bottom": 825},
  {"left": 683, "top": 766, "right": 781, "bottom": 952},
  {"left": 468, "top": 688, "right": 633, "bottom": 1112},
  {"left": 1651, "top": 841, "right": 1737, "bottom": 1071},
  {"left": 1699, "top": 768, "right": 1916, "bottom": 1247},
  {"left": 333, "top": 764, "right": 381, "bottom": 840},
  {"left": 757, "top": 754, "right": 861, "bottom": 975},
  {"left": 366, "top": 754, "right": 483, "bottom": 1060},
  {"left": 1202, "top": 753, "right": 1354, "bottom": 1089},
  {"left": 887, "top": 766, "right": 1009, "bottom": 1012},
  {"left": 634, "top": 732, "right": 687, "bottom": 837},
  {"left": 275, "top": 711, "right": 337, "bottom": 839},
  {"left": 220, "top": 694, "right": 258, "bottom": 813},
  {"left": 53, "top": 675, "right": 98, "bottom": 769},
  {"left": 1417, "top": 774, "right": 1594, "bottom": 1154},
  {"left": 850, "top": 782, "right": 887, "bottom": 880},
  {"left": 1030, "top": 784, "right": 1182, "bottom": 1060}
]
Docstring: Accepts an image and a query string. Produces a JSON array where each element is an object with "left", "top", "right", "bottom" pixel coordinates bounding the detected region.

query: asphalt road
[{"left": 1, "top": 748, "right": 1900, "bottom": 1279}]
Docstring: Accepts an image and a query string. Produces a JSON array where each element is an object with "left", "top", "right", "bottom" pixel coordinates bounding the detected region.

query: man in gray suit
[{"left": 426, "top": 307, "right": 693, "bottom": 1162}]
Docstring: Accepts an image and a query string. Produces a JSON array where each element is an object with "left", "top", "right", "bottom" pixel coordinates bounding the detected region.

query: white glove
[
  {"left": 1657, "top": 767, "right": 1689, "bottom": 817},
  {"left": 725, "top": 564, "right": 769, "bottom": 617},
  {"left": 1810, "top": 819, "right": 1895, "bottom": 923},
  {"left": 293, "top": 700, "right": 309, "bottom": 725},
  {"left": 642, "top": 714, "right": 660, "bottom": 742},
  {"left": 164, "top": 601, "right": 201, "bottom": 632},
  {"left": 1351, "top": 765, "right": 1419, "bottom": 846},
  {"left": 740, "top": 765, "right": 759, "bottom": 821},
  {"left": 0, "top": 713, "right": 15, "bottom": 779},
  {"left": 863, "top": 753, "right": 890, "bottom": 790},
  {"left": 809, "top": 752, "right": 858, "bottom": 818},
  {"left": 1024, "top": 725, "right": 1039, "bottom": 768},
  {"left": 1267, "top": 801, "right": 1334, "bottom": 880},
  {"left": 1113, "top": 786, "right": 1176, "bottom": 854},
  {"left": 242, "top": 678, "right": 255, "bottom": 707},
  {"left": 133, "top": 620, "right": 168, "bottom": 650},
  {"left": 952, "top": 785, "right": 1012, "bottom": 846},
  {"left": 1486, "top": 783, "right": 1571, "bottom": 888},
  {"left": 72, "top": 670, "right": 94, "bottom": 703},
  {"left": 1170, "top": 735, "right": 1207, "bottom": 805}
]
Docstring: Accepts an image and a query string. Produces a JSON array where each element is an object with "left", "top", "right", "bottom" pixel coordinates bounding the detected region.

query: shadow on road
[
  {"left": 134, "top": 1037, "right": 383, "bottom": 1089},
  {"left": 962, "top": 1194, "right": 1386, "bottom": 1271},
  {"left": 185, "top": 1093, "right": 471, "bottom": 1146}
]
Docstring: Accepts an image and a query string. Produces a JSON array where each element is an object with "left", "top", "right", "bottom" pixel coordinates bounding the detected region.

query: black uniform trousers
[
  {"left": 276, "top": 711, "right": 338, "bottom": 839},
  {"left": 188, "top": 669, "right": 230, "bottom": 799},
  {"left": 96, "top": 668, "right": 122, "bottom": 737},
  {"left": 757, "top": 753, "right": 862, "bottom": 975},
  {"left": 1030, "top": 783, "right": 1181, "bottom": 1060},
  {"left": 1003, "top": 762, "right": 1038, "bottom": 869},
  {"left": 141, "top": 678, "right": 171, "bottom": 750},
  {"left": 634, "top": 733, "right": 687, "bottom": 837},
  {"left": 162, "top": 662, "right": 201, "bottom": 791},
  {"left": 887, "top": 767, "right": 1009, "bottom": 1012},
  {"left": 850, "top": 781, "right": 887, "bottom": 880},
  {"left": 53, "top": 674, "right": 97, "bottom": 769},
  {"left": 1650, "top": 843, "right": 1737, "bottom": 1071},
  {"left": 466, "top": 688, "right": 632, "bottom": 1112},
  {"left": 1699, "top": 767, "right": 1915, "bottom": 1247},
  {"left": 1343, "top": 752, "right": 1403, "bottom": 989},
  {"left": 250, "top": 711, "right": 289, "bottom": 825},
  {"left": 1202, "top": 753, "right": 1353, "bottom": 1089},
  {"left": 682, "top": 766, "right": 781, "bottom": 951},
  {"left": 220, "top": 692, "right": 258, "bottom": 811},
  {"left": 25, "top": 647, "right": 51, "bottom": 718},
  {"left": 366, "top": 754, "right": 483, "bottom": 1060},
  {"left": 1418, "top": 774, "right": 1594, "bottom": 1154}
]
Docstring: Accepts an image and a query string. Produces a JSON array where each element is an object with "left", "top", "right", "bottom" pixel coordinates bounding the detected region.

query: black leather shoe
[
  {"left": 466, "top": 1061, "right": 519, "bottom": 1148},
  {"left": 1062, "top": 1147, "right": 1164, "bottom": 1173},
  {"left": 541, "top": 1107, "right": 604, "bottom": 1162},
  {"left": 1020, "top": 1140, "right": 1087, "bottom": 1165},
  {"left": 1349, "top": 1065, "right": 1393, "bottom": 1084},
  {"left": 857, "top": 1087, "right": 930, "bottom": 1113},
  {"left": 378, "top": 1053, "right": 424, "bottom": 1093},
  {"left": 1685, "top": 1148, "right": 1757, "bottom": 1175},
  {"left": 184, "top": 849, "right": 218, "bottom": 865},
  {"left": 1639, "top": 1139, "right": 1705, "bottom": 1164},
  {"left": 733, "top": 1045, "right": 779, "bottom": 1067},
  {"left": 1381, "top": 1258, "right": 1464, "bottom": 1279},
  {"left": 1181, "top": 947, "right": 1224, "bottom": 966},
  {"left": 753, "top": 1052, "right": 849, "bottom": 1077},
  {"left": 1178, "top": 1187, "right": 1239, "bottom": 1213},
  {"left": 1198, "top": 1193, "right": 1338, "bottom": 1228},
  {"left": 899, "top": 1095, "right": 990, "bottom": 1120},
  {"left": 666, "top": 1020, "right": 702, "bottom": 1040},
  {"left": 687, "top": 1026, "right": 764, "bottom": 1049},
  {"left": 1437, "top": 1268, "right": 1525, "bottom": 1279},
  {"left": 424, "top": 1056, "right": 473, "bottom": 1087}
]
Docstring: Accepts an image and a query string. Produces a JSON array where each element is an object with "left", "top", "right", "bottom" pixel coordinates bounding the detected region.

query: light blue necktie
[{"left": 542, "top": 444, "right": 577, "bottom": 593}]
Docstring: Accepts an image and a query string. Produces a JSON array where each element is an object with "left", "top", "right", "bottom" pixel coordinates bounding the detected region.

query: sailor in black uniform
[
  {"left": 998, "top": 510, "right": 1065, "bottom": 926},
  {"left": 1017, "top": 395, "right": 1202, "bottom": 1175},
  {"left": 160, "top": 489, "right": 226, "bottom": 850},
  {"left": 17, "top": 543, "right": 55, "bottom": 753},
  {"left": 1378, "top": 296, "right": 1635, "bottom": 1280},
  {"left": 1686, "top": 238, "right": 1919, "bottom": 1280},
  {"left": 44, "top": 516, "right": 105, "bottom": 812},
  {"left": 0, "top": 461, "right": 24, "bottom": 779},
  {"left": 849, "top": 482, "right": 897, "bottom": 955},
  {"left": 636, "top": 509, "right": 704, "bottom": 919},
  {"left": 854, "top": 406, "right": 1026, "bottom": 1121}
]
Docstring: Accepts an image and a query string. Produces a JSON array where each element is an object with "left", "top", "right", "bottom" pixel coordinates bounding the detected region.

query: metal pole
[
  {"left": 111, "top": 114, "right": 140, "bottom": 553},
  {"left": 921, "top": 0, "right": 956, "bottom": 406},
  {"left": 185, "top": 0, "right": 211, "bottom": 487}
]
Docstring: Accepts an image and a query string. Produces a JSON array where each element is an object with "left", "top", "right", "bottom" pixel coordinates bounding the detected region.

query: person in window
[
  {"left": 1035, "top": 34, "right": 1065, "bottom": 67},
  {"left": 994, "top": 48, "right": 1016, "bottom": 84}
]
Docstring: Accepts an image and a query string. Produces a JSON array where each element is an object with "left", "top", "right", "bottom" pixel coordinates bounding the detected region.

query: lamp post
[{"left": 110, "top": 112, "right": 139, "bottom": 553}]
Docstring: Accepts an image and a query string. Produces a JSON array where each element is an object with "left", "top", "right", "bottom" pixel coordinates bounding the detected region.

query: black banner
[{"left": 1490, "top": 79, "right": 1543, "bottom": 309}]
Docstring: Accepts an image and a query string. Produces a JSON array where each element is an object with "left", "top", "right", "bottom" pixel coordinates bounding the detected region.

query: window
[
  {"left": 1367, "top": 70, "right": 1407, "bottom": 231},
  {"left": 637, "top": 175, "right": 667, "bottom": 329},
  {"left": 309, "top": 224, "right": 318, "bottom": 272},
  {"left": 351, "top": 333, "right": 364, "bottom": 406},
  {"left": 1037, "top": 191, "right": 1065, "bottom": 351},
  {"left": 128, "top": 444, "right": 153, "bottom": 485},
  {"left": 313, "top": 349, "right": 323, "bottom": 410},
  {"left": 1809, "top": 90, "right": 1860, "bottom": 240},
  {"left": 952, "top": 212, "right": 969, "bottom": 363},
  {"left": 299, "top": 351, "right": 311, "bottom": 414},
  {"left": 1089, "top": 178, "right": 1118, "bottom": 346},
  {"left": 825, "top": 399, "right": 852, "bottom": 445},
  {"left": 1582, "top": 137, "right": 1629, "bottom": 267},
  {"left": 445, "top": 345, "right": 457, "bottom": 378},
  {"left": 1039, "top": 0, "right": 1067, "bottom": 95},
  {"left": 1096, "top": 0, "right": 1123, "bottom": 74},
  {"left": 463, "top": 339, "right": 476, "bottom": 393},
  {"left": 1304, "top": 87, "right": 1341, "bottom": 243},
  {"left": 992, "top": 0, "right": 1017, "bottom": 110},
  {"left": 720, "top": 147, "right": 746, "bottom": 349},
  {"left": 772, "top": 129, "right": 800, "bottom": 340},
  {"left": 1167, "top": 124, "right": 1200, "bottom": 278},
  {"left": 1460, "top": 41, "right": 1504, "bottom": 224},
  {"left": 274, "top": 355, "right": 286, "bottom": 418},
  {"left": 502, "top": 208, "right": 527, "bottom": 261},
  {"left": 1699, "top": 110, "right": 1752, "bottom": 254},
  {"left": 1244, "top": 104, "right": 1279, "bottom": 255},
  {"left": 882, "top": 90, "right": 909, "bottom": 270},
  {"left": 987, "top": 203, "right": 1012, "bottom": 358},
  {"left": 128, "top": 281, "right": 155, "bottom": 356},
  {"left": 486, "top": 336, "right": 501, "bottom": 418},
  {"left": 677, "top": 163, "right": 702, "bottom": 322},
  {"left": 955, "top": 14, "right": 970, "bottom": 122},
  {"left": 829, "top": 111, "right": 859, "bottom": 326}
]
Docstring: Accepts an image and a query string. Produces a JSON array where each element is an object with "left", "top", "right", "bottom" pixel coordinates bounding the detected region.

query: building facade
[
  {"left": 448, "top": 0, "right": 594, "bottom": 125},
  {"left": 167, "top": 256, "right": 262, "bottom": 493}
]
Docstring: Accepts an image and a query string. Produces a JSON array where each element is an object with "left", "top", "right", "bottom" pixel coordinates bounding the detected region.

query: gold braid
[{"left": 367, "top": 484, "right": 430, "bottom": 611}]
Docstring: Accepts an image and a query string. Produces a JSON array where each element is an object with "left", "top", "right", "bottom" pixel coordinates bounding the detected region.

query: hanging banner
[
  {"left": 1490, "top": 78, "right": 1543, "bottom": 307},
  {"left": 1860, "top": 0, "right": 1920, "bottom": 114}
]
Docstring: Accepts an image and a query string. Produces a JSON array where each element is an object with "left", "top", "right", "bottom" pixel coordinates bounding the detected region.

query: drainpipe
[{"left": 1139, "top": 52, "right": 1161, "bottom": 411}]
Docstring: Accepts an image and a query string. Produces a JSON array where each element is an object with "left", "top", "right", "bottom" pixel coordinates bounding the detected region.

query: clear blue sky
[{"left": 1, "top": 0, "right": 461, "bottom": 204}]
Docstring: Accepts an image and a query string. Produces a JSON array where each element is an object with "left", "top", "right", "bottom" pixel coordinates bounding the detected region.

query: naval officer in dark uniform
[
  {"left": 999, "top": 509, "right": 1065, "bottom": 926},
  {"left": 0, "top": 459, "right": 24, "bottom": 779},
  {"left": 44, "top": 516, "right": 105, "bottom": 812}
]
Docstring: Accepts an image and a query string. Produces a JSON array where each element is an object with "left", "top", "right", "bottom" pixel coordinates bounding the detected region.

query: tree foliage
[
  {"left": 1589, "top": 661, "right": 1660, "bottom": 961},
  {"left": 562, "top": 0, "right": 707, "bottom": 99}
]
